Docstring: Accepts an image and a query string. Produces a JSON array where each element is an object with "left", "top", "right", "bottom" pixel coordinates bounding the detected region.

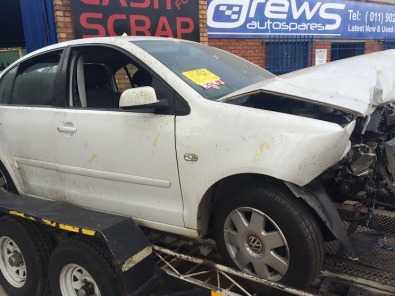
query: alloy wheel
[{"left": 224, "top": 207, "right": 290, "bottom": 282}]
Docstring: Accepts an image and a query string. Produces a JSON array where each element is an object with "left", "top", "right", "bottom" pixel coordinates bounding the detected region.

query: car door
[
  {"left": 57, "top": 45, "right": 184, "bottom": 227},
  {"left": 0, "top": 50, "right": 66, "bottom": 199}
]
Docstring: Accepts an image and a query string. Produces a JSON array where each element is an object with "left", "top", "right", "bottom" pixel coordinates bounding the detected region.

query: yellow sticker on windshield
[{"left": 183, "top": 68, "right": 224, "bottom": 90}]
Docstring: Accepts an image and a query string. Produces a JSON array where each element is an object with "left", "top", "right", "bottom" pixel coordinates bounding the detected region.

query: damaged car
[{"left": 0, "top": 37, "right": 393, "bottom": 290}]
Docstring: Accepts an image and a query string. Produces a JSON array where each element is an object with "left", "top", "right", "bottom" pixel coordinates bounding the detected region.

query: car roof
[
  {"left": 0, "top": 36, "right": 196, "bottom": 81},
  {"left": 0, "top": 36, "right": 190, "bottom": 78},
  {"left": 28, "top": 36, "right": 188, "bottom": 56}
]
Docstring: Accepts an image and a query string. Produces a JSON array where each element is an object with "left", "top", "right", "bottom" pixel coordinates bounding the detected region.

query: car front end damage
[
  {"left": 322, "top": 102, "right": 395, "bottom": 210},
  {"left": 222, "top": 92, "right": 359, "bottom": 256},
  {"left": 219, "top": 50, "right": 395, "bottom": 257},
  {"left": 291, "top": 101, "right": 395, "bottom": 258},
  {"left": 225, "top": 88, "right": 395, "bottom": 213}
]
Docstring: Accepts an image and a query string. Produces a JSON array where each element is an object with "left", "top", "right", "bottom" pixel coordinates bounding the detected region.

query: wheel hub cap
[
  {"left": 0, "top": 236, "right": 27, "bottom": 288},
  {"left": 60, "top": 264, "right": 101, "bottom": 296},
  {"left": 247, "top": 234, "right": 265, "bottom": 255},
  {"left": 224, "top": 207, "right": 290, "bottom": 282},
  {"left": 77, "top": 281, "right": 95, "bottom": 296},
  {"left": 8, "top": 252, "right": 24, "bottom": 267}
]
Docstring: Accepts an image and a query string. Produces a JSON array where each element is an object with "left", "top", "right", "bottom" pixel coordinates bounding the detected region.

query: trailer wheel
[
  {"left": 49, "top": 239, "right": 122, "bottom": 296},
  {"left": 0, "top": 217, "right": 51, "bottom": 296},
  {"left": 214, "top": 182, "right": 324, "bottom": 288}
]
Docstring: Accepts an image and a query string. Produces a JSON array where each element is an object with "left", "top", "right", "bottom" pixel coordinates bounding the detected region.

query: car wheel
[
  {"left": 0, "top": 217, "right": 52, "bottom": 296},
  {"left": 214, "top": 182, "right": 324, "bottom": 288},
  {"left": 49, "top": 239, "right": 122, "bottom": 296}
]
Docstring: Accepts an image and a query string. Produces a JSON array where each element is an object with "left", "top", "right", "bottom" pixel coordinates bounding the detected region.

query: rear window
[{"left": 11, "top": 51, "right": 62, "bottom": 106}]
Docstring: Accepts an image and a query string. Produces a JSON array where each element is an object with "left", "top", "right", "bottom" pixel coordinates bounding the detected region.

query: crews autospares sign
[
  {"left": 208, "top": 0, "right": 395, "bottom": 39},
  {"left": 71, "top": 0, "right": 200, "bottom": 41}
]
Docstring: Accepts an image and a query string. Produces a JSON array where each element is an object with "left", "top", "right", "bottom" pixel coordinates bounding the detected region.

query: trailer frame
[{"left": 0, "top": 188, "right": 394, "bottom": 296}]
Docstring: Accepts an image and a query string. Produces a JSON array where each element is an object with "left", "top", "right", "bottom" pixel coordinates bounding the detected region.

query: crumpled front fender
[{"left": 285, "top": 180, "right": 356, "bottom": 258}]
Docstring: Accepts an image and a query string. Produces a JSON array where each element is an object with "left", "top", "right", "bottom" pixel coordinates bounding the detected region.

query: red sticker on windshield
[{"left": 202, "top": 79, "right": 225, "bottom": 90}]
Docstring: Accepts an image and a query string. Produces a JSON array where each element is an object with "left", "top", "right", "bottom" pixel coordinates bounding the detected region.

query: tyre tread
[
  {"left": 259, "top": 183, "right": 324, "bottom": 284},
  {"left": 18, "top": 219, "right": 53, "bottom": 296},
  {"left": 49, "top": 238, "right": 122, "bottom": 296},
  {"left": 0, "top": 216, "right": 53, "bottom": 296}
]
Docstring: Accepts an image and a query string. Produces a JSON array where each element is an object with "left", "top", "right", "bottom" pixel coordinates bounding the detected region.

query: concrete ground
[{"left": 0, "top": 287, "right": 5, "bottom": 295}]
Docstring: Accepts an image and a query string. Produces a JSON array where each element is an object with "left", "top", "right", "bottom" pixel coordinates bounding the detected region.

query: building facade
[
  {"left": 1, "top": 0, "right": 395, "bottom": 74},
  {"left": 207, "top": 0, "right": 395, "bottom": 74}
]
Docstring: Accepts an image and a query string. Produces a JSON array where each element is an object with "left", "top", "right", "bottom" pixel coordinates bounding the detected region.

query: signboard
[
  {"left": 208, "top": 0, "right": 395, "bottom": 39},
  {"left": 71, "top": 0, "right": 200, "bottom": 41},
  {"left": 315, "top": 49, "right": 328, "bottom": 65}
]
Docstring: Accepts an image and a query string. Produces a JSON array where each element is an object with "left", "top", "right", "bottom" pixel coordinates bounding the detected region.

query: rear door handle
[{"left": 57, "top": 123, "right": 77, "bottom": 135}]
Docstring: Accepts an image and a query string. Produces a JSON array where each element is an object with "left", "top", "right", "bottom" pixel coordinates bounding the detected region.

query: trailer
[
  {"left": 150, "top": 206, "right": 395, "bottom": 296},
  {"left": 0, "top": 188, "right": 393, "bottom": 296}
]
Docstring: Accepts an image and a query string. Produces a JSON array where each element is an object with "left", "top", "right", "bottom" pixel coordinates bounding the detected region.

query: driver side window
[
  {"left": 68, "top": 46, "right": 173, "bottom": 111},
  {"left": 115, "top": 64, "right": 138, "bottom": 93}
]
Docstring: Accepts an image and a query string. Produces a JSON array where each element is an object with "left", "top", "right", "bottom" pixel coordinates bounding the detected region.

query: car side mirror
[{"left": 120, "top": 87, "right": 167, "bottom": 111}]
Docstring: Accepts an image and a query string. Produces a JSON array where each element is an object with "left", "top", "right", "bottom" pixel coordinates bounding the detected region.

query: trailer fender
[{"left": 285, "top": 180, "right": 356, "bottom": 258}]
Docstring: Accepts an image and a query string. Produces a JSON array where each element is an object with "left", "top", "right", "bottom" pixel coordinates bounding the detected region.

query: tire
[
  {"left": 49, "top": 239, "right": 122, "bottom": 296},
  {"left": 0, "top": 217, "right": 51, "bottom": 296},
  {"left": 214, "top": 182, "right": 324, "bottom": 288}
]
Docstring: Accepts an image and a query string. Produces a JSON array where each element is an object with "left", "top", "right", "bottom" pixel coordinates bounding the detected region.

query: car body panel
[
  {"left": 0, "top": 37, "right": 368, "bottom": 237},
  {"left": 57, "top": 108, "right": 184, "bottom": 227},
  {"left": 0, "top": 106, "right": 65, "bottom": 199},
  {"left": 177, "top": 99, "right": 354, "bottom": 229}
]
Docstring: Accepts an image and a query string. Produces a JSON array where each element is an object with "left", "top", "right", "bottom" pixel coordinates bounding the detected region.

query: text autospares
[{"left": 208, "top": 0, "right": 346, "bottom": 31}]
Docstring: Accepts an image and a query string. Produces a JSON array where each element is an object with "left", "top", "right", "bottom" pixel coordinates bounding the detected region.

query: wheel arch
[{"left": 197, "top": 173, "right": 334, "bottom": 242}]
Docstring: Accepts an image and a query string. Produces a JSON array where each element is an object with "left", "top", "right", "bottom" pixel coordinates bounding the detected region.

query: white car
[{"left": 1, "top": 36, "right": 395, "bottom": 289}]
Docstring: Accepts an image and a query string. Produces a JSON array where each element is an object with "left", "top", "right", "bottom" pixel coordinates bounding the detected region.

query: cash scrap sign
[
  {"left": 71, "top": 0, "right": 200, "bottom": 41},
  {"left": 208, "top": 0, "right": 395, "bottom": 39}
]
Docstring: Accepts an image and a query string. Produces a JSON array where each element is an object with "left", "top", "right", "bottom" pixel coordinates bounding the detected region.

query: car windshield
[{"left": 133, "top": 40, "right": 274, "bottom": 101}]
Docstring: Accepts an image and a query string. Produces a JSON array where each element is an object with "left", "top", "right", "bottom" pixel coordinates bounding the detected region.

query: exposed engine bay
[
  {"left": 323, "top": 102, "right": 395, "bottom": 210},
  {"left": 228, "top": 91, "right": 355, "bottom": 126},
  {"left": 229, "top": 91, "right": 395, "bottom": 210}
]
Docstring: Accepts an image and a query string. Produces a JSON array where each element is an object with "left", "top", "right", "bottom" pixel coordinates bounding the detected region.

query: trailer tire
[
  {"left": 0, "top": 217, "right": 51, "bottom": 296},
  {"left": 49, "top": 239, "right": 122, "bottom": 296},
  {"left": 214, "top": 182, "right": 324, "bottom": 289}
]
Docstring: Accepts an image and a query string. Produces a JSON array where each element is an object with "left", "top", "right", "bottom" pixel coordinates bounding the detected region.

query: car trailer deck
[
  {"left": 0, "top": 189, "right": 394, "bottom": 296},
  {"left": 149, "top": 205, "right": 395, "bottom": 296}
]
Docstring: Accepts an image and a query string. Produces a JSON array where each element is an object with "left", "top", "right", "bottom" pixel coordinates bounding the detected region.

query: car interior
[{"left": 69, "top": 46, "right": 155, "bottom": 110}]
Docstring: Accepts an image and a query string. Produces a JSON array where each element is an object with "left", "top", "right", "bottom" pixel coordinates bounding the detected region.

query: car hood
[{"left": 221, "top": 49, "right": 395, "bottom": 117}]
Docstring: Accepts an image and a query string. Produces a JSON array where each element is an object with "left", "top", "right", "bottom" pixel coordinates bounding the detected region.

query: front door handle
[{"left": 57, "top": 123, "right": 77, "bottom": 135}]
